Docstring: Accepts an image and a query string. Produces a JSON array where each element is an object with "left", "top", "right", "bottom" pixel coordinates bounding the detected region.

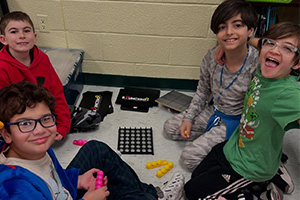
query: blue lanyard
[{"left": 217, "top": 45, "right": 249, "bottom": 103}]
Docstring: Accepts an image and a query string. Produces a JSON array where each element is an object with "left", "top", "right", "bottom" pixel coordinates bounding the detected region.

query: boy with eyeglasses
[
  {"left": 0, "top": 81, "right": 185, "bottom": 200},
  {"left": 184, "top": 22, "right": 300, "bottom": 200}
]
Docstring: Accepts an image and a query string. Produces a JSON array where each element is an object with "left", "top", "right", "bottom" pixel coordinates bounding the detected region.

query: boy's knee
[
  {"left": 84, "top": 140, "right": 111, "bottom": 152},
  {"left": 163, "top": 119, "right": 171, "bottom": 132},
  {"left": 86, "top": 139, "right": 103, "bottom": 146},
  {"left": 180, "top": 151, "right": 198, "bottom": 172},
  {"left": 163, "top": 119, "right": 175, "bottom": 139}
]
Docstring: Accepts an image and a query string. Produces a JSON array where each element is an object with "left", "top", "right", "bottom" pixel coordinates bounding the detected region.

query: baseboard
[{"left": 82, "top": 73, "right": 198, "bottom": 91}]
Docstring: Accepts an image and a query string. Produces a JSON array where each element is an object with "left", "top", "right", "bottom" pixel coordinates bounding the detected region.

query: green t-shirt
[{"left": 224, "top": 69, "right": 300, "bottom": 182}]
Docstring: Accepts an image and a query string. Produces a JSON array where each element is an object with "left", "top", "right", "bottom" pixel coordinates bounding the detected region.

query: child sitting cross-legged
[
  {"left": 164, "top": 0, "right": 259, "bottom": 172},
  {"left": 0, "top": 81, "right": 185, "bottom": 200}
]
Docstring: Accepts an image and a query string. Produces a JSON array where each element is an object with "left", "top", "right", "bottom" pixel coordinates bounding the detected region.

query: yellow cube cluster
[
  {"left": 146, "top": 159, "right": 167, "bottom": 169},
  {"left": 146, "top": 160, "right": 174, "bottom": 178}
]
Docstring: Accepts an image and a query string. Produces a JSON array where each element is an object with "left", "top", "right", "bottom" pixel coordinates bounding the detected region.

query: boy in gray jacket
[{"left": 164, "top": 0, "right": 259, "bottom": 172}]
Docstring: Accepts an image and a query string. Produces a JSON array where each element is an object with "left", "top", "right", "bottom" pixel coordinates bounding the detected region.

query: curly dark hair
[{"left": 0, "top": 81, "right": 56, "bottom": 132}]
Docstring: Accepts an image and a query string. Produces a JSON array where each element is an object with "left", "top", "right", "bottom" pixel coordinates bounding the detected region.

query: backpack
[
  {"left": 69, "top": 105, "right": 101, "bottom": 132},
  {"left": 79, "top": 91, "right": 114, "bottom": 120}
]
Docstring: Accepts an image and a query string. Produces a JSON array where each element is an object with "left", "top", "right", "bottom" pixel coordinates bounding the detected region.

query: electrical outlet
[{"left": 37, "top": 14, "right": 49, "bottom": 32}]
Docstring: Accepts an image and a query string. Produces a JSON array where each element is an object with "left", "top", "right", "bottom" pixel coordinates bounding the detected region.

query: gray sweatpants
[{"left": 164, "top": 106, "right": 227, "bottom": 172}]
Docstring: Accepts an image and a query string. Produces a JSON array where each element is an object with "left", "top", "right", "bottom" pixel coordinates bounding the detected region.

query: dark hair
[
  {"left": 0, "top": 81, "right": 56, "bottom": 132},
  {"left": 210, "top": 0, "right": 258, "bottom": 34},
  {"left": 258, "top": 22, "right": 300, "bottom": 66},
  {"left": 0, "top": 11, "right": 35, "bottom": 35}
]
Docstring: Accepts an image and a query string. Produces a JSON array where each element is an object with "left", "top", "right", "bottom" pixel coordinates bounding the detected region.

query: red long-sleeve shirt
[{"left": 0, "top": 45, "right": 70, "bottom": 137}]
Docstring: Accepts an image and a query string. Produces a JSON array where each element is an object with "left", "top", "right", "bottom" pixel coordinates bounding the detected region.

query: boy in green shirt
[{"left": 184, "top": 22, "right": 300, "bottom": 200}]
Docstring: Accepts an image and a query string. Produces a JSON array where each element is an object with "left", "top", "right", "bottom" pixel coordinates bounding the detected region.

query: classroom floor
[{"left": 52, "top": 85, "right": 299, "bottom": 200}]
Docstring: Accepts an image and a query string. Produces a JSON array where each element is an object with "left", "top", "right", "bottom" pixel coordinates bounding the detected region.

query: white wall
[{"left": 8, "top": 0, "right": 222, "bottom": 80}]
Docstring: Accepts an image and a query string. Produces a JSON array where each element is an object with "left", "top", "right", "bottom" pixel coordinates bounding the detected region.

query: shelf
[
  {"left": 249, "top": 0, "right": 299, "bottom": 37},
  {"left": 247, "top": 0, "right": 292, "bottom": 3},
  {"left": 247, "top": 0, "right": 299, "bottom": 7}
]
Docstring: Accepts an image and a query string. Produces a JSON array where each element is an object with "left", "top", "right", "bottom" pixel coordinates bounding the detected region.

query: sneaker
[
  {"left": 158, "top": 172, "right": 185, "bottom": 200},
  {"left": 260, "top": 183, "right": 283, "bottom": 200},
  {"left": 271, "top": 162, "right": 294, "bottom": 194}
]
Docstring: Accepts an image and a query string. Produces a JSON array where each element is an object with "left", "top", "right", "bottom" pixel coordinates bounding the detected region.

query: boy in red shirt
[{"left": 0, "top": 11, "right": 70, "bottom": 140}]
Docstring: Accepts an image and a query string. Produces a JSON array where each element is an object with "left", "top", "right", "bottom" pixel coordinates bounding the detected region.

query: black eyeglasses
[{"left": 6, "top": 114, "right": 56, "bottom": 133}]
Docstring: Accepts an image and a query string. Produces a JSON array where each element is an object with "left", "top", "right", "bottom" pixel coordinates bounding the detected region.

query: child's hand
[
  {"left": 82, "top": 186, "right": 110, "bottom": 200},
  {"left": 55, "top": 133, "right": 63, "bottom": 141},
  {"left": 214, "top": 45, "right": 225, "bottom": 66},
  {"left": 248, "top": 37, "right": 259, "bottom": 49},
  {"left": 102, "top": 176, "right": 108, "bottom": 187},
  {"left": 179, "top": 121, "right": 192, "bottom": 139},
  {"left": 78, "top": 168, "right": 101, "bottom": 190}
]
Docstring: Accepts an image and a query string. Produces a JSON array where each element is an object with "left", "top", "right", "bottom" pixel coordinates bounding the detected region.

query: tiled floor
[{"left": 53, "top": 85, "right": 299, "bottom": 200}]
